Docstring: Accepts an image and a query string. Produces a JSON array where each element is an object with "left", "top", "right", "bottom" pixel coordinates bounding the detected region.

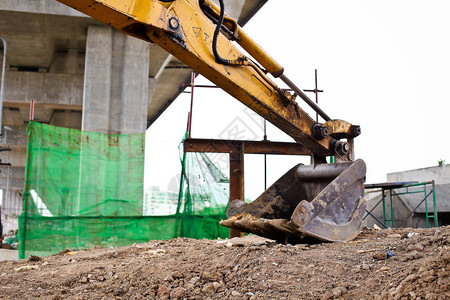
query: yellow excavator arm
[
  {"left": 56, "top": 0, "right": 367, "bottom": 243},
  {"left": 56, "top": 0, "right": 360, "bottom": 159}
]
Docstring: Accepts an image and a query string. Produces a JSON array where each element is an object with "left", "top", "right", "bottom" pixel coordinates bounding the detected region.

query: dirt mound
[{"left": 0, "top": 226, "right": 448, "bottom": 299}]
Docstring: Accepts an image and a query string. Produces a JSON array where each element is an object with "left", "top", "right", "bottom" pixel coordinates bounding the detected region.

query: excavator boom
[
  {"left": 55, "top": 0, "right": 367, "bottom": 243},
  {"left": 56, "top": 0, "right": 359, "bottom": 158}
]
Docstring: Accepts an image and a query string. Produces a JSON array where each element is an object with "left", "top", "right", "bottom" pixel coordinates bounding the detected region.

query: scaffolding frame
[{"left": 364, "top": 181, "right": 438, "bottom": 228}]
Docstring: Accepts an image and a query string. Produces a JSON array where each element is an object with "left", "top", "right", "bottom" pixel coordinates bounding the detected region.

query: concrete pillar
[
  {"left": 80, "top": 25, "right": 149, "bottom": 214},
  {"left": 82, "top": 25, "right": 149, "bottom": 134},
  {"left": 82, "top": 25, "right": 113, "bottom": 133},
  {"left": 119, "top": 33, "right": 149, "bottom": 134}
]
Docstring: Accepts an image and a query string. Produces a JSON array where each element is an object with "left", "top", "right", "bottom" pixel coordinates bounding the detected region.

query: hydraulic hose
[{"left": 212, "top": 0, "right": 240, "bottom": 65}]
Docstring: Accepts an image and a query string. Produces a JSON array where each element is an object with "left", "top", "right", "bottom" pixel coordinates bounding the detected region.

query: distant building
[
  {"left": 144, "top": 186, "right": 178, "bottom": 216},
  {"left": 364, "top": 164, "right": 450, "bottom": 228}
]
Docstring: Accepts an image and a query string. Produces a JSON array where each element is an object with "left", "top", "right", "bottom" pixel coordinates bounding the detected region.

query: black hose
[{"left": 212, "top": 0, "right": 232, "bottom": 65}]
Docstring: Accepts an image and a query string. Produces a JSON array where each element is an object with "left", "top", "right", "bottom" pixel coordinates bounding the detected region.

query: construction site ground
[{"left": 0, "top": 226, "right": 448, "bottom": 300}]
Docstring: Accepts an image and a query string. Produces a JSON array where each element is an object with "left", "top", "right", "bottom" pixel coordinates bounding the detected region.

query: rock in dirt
[
  {"left": 170, "top": 287, "right": 186, "bottom": 299},
  {"left": 407, "top": 243, "right": 424, "bottom": 252},
  {"left": 14, "top": 265, "right": 39, "bottom": 272},
  {"left": 373, "top": 251, "right": 388, "bottom": 260},
  {"left": 332, "top": 286, "right": 347, "bottom": 297},
  {"left": 163, "top": 274, "right": 174, "bottom": 282},
  {"left": 202, "top": 282, "right": 216, "bottom": 295},
  {"left": 157, "top": 284, "right": 170, "bottom": 300},
  {"left": 387, "top": 233, "right": 402, "bottom": 238},
  {"left": 28, "top": 255, "right": 42, "bottom": 262}
]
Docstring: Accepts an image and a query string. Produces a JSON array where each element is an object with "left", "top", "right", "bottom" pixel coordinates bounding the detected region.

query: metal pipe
[
  {"left": 382, "top": 189, "right": 387, "bottom": 227},
  {"left": 363, "top": 197, "right": 385, "bottom": 220},
  {"left": 432, "top": 180, "right": 438, "bottom": 227},
  {"left": 188, "top": 72, "right": 195, "bottom": 138},
  {"left": 364, "top": 209, "right": 389, "bottom": 229},
  {"left": 296, "top": 161, "right": 352, "bottom": 180},
  {"left": 390, "top": 190, "right": 395, "bottom": 228},
  {"left": 399, "top": 190, "right": 433, "bottom": 228},
  {"left": 314, "top": 69, "right": 318, "bottom": 122},
  {"left": 182, "top": 84, "right": 220, "bottom": 89},
  {"left": 0, "top": 37, "right": 6, "bottom": 135},
  {"left": 279, "top": 73, "right": 331, "bottom": 121},
  {"left": 424, "top": 184, "right": 429, "bottom": 228},
  {"left": 154, "top": 54, "right": 173, "bottom": 79}
]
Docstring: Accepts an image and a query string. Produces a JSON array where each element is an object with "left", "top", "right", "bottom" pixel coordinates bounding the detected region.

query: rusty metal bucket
[{"left": 220, "top": 159, "right": 367, "bottom": 243}]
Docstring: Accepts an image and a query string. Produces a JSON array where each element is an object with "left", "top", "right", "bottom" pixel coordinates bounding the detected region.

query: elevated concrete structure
[{"left": 0, "top": 0, "right": 267, "bottom": 234}]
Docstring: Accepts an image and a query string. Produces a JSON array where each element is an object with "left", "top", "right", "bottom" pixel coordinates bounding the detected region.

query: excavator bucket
[{"left": 220, "top": 159, "right": 367, "bottom": 243}]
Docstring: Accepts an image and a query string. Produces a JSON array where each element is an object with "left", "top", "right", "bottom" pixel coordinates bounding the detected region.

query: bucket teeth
[{"left": 220, "top": 159, "right": 367, "bottom": 243}]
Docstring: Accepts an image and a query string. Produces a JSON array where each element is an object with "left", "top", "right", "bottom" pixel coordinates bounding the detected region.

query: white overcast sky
[{"left": 145, "top": 0, "right": 450, "bottom": 200}]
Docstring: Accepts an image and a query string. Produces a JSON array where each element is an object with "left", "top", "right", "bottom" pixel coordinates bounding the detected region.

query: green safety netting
[
  {"left": 176, "top": 134, "right": 230, "bottom": 239},
  {"left": 19, "top": 122, "right": 229, "bottom": 259}
]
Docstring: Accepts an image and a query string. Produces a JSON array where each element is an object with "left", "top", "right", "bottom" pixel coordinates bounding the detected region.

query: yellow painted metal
[
  {"left": 236, "top": 29, "right": 284, "bottom": 77},
  {"left": 55, "top": 0, "right": 356, "bottom": 157},
  {"left": 200, "top": 0, "right": 284, "bottom": 77},
  {"left": 324, "top": 120, "right": 357, "bottom": 138}
]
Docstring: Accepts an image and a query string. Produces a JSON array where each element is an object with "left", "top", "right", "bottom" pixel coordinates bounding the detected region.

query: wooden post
[{"left": 229, "top": 141, "right": 245, "bottom": 238}]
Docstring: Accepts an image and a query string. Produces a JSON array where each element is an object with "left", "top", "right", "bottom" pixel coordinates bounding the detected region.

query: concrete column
[
  {"left": 120, "top": 34, "right": 149, "bottom": 134},
  {"left": 108, "top": 31, "right": 125, "bottom": 134},
  {"left": 80, "top": 25, "right": 149, "bottom": 214},
  {"left": 82, "top": 25, "right": 112, "bottom": 133},
  {"left": 82, "top": 25, "right": 149, "bottom": 134}
]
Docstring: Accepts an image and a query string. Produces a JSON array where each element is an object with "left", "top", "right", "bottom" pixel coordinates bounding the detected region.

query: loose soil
[{"left": 0, "top": 226, "right": 448, "bottom": 299}]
